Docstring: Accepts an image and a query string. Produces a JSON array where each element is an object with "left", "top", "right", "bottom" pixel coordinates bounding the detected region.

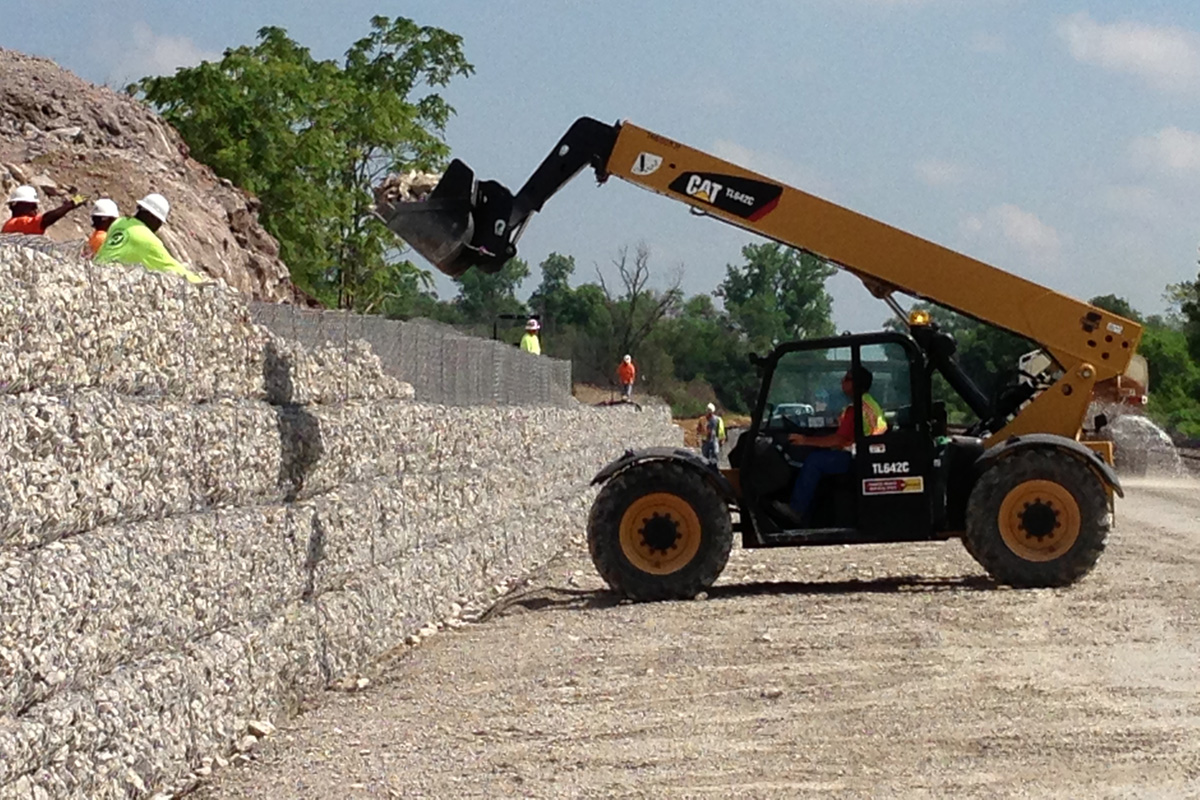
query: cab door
[{"left": 852, "top": 339, "right": 934, "bottom": 539}]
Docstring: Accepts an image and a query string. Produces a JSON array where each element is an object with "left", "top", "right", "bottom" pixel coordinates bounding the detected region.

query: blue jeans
[{"left": 790, "top": 449, "right": 853, "bottom": 522}]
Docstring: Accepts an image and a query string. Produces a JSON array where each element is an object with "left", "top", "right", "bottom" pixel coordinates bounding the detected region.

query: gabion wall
[
  {"left": 0, "top": 242, "right": 681, "bottom": 799},
  {"left": 248, "top": 303, "right": 574, "bottom": 408}
]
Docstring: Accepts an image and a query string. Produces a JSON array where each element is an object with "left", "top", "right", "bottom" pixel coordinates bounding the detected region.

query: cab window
[{"left": 763, "top": 347, "right": 851, "bottom": 432}]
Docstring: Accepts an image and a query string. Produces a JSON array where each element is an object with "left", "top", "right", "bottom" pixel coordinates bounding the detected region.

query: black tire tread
[
  {"left": 964, "top": 449, "right": 1109, "bottom": 588},
  {"left": 587, "top": 460, "right": 733, "bottom": 601}
]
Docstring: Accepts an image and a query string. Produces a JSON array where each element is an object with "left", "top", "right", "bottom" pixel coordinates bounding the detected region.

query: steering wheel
[{"left": 775, "top": 413, "right": 807, "bottom": 435}]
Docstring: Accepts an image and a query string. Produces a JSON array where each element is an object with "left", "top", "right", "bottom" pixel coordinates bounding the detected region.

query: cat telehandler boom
[{"left": 382, "top": 117, "right": 1143, "bottom": 600}]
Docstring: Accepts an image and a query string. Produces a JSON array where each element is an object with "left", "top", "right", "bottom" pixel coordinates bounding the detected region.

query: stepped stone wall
[{"left": 0, "top": 243, "right": 681, "bottom": 799}]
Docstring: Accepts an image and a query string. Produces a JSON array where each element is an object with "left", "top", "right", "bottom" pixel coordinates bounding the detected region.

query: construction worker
[
  {"left": 520, "top": 318, "right": 541, "bottom": 355},
  {"left": 86, "top": 198, "right": 119, "bottom": 256},
  {"left": 617, "top": 354, "right": 637, "bottom": 399},
  {"left": 774, "top": 365, "right": 887, "bottom": 526},
  {"left": 3, "top": 185, "right": 83, "bottom": 234},
  {"left": 697, "top": 403, "right": 726, "bottom": 465},
  {"left": 94, "top": 193, "right": 205, "bottom": 284}
]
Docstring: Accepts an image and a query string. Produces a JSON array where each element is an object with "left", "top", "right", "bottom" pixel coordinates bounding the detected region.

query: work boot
[{"left": 769, "top": 500, "right": 805, "bottom": 527}]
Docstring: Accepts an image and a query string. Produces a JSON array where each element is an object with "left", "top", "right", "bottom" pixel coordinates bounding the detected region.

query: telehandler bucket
[
  {"left": 380, "top": 117, "right": 622, "bottom": 278},
  {"left": 377, "top": 159, "right": 515, "bottom": 277}
]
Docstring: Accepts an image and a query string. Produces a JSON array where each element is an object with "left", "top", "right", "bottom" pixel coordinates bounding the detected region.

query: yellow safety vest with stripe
[{"left": 862, "top": 392, "right": 888, "bottom": 436}]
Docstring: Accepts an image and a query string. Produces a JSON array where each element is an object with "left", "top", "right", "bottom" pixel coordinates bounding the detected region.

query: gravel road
[{"left": 200, "top": 478, "right": 1200, "bottom": 799}]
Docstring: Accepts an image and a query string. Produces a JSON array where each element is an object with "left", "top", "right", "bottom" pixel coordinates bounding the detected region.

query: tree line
[
  {"left": 409, "top": 242, "right": 836, "bottom": 416},
  {"left": 133, "top": 14, "right": 1200, "bottom": 435}
]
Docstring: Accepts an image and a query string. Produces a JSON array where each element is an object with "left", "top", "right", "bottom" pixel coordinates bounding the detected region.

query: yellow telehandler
[{"left": 382, "top": 117, "right": 1142, "bottom": 600}]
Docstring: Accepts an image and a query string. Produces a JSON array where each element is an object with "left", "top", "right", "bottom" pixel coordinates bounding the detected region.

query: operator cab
[{"left": 732, "top": 331, "right": 946, "bottom": 546}]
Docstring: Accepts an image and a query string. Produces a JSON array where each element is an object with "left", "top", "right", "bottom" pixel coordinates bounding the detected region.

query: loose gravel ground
[{"left": 200, "top": 477, "right": 1200, "bottom": 799}]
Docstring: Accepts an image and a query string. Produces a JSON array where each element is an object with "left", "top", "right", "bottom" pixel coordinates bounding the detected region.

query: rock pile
[
  {"left": 0, "top": 47, "right": 299, "bottom": 303},
  {"left": 374, "top": 170, "right": 442, "bottom": 205}
]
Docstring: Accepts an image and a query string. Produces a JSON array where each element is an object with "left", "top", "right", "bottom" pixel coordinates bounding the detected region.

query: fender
[
  {"left": 591, "top": 447, "right": 738, "bottom": 500},
  {"left": 976, "top": 433, "right": 1123, "bottom": 498}
]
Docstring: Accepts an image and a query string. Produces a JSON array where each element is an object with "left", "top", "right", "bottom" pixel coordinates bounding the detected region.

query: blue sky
[{"left": 7, "top": 1, "right": 1200, "bottom": 331}]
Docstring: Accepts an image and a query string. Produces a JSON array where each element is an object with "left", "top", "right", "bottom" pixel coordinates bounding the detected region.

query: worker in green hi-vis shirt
[
  {"left": 520, "top": 318, "right": 541, "bottom": 355},
  {"left": 94, "top": 193, "right": 205, "bottom": 284}
]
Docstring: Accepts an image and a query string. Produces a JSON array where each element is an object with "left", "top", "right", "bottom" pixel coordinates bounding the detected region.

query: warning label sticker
[
  {"left": 862, "top": 476, "right": 925, "bottom": 495},
  {"left": 631, "top": 152, "right": 663, "bottom": 176}
]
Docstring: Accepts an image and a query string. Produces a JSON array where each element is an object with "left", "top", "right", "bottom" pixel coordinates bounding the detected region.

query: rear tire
[
  {"left": 588, "top": 460, "right": 733, "bottom": 601},
  {"left": 964, "top": 449, "right": 1109, "bottom": 587}
]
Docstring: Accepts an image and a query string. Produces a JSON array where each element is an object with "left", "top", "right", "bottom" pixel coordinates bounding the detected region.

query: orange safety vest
[
  {"left": 2, "top": 213, "right": 46, "bottom": 234},
  {"left": 87, "top": 228, "right": 108, "bottom": 256}
]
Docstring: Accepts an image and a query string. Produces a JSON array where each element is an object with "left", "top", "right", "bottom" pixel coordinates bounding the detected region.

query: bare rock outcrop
[{"left": 0, "top": 47, "right": 301, "bottom": 303}]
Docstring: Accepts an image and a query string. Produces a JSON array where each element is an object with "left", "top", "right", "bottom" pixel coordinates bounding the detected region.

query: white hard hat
[
  {"left": 136, "top": 192, "right": 170, "bottom": 222},
  {"left": 706, "top": 403, "right": 716, "bottom": 413},
  {"left": 91, "top": 198, "right": 119, "bottom": 219},
  {"left": 623, "top": 354, "right": 632, "bottom": 363},
  {"left": 525, "top": 318, "right": 540, "bottom": 331},
  {"left": 6, "top": 185, "right": 38, "bottom": 206}
]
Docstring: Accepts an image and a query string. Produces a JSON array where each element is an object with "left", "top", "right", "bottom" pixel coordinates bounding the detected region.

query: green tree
[
  {"left": 1171, "top": 275, "right": 1200, "bottom": 362},
  {"left": 1088, "top": 294, "right": 1144, "bottom": 323},
  {"left": 649, "top": 294, "right": 755, "bottom": 412},
  {"left": 717, "top": 243, "right": 836, "bottom": 352},
  {"left": 1139, "top": 324, "right": 1200, "bottom": 437},
  {"left": 136, "top": 17, "right": 473, "bottom": 312},
  {"left": 453, "top": 257, "right": 530, "bottom": 323},
  {"left": 528, "top": 252, "right": 575, "bottom": 326}
]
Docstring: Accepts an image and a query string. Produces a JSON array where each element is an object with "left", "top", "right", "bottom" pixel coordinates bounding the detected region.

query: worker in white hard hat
[
  {"left": 86, "top": 198, "right": 120, "bottom": 256},
  {"left": 616, "top": 353, "right": 637, "bottom": 399},
  {"left": 696, "top": 402, "right": 726, "bottom": 465},
  {"left": 3, "top": 184, "right": 83, "bottom": 235},
  {"left": 94, "top": 193, "right": 205, "bottom": 284},
  {"left": 520, "top": 317, "right": 541, "bottom": 355}
]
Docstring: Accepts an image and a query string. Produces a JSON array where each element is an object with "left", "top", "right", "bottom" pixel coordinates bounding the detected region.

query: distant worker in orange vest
[
  {"left": 3, "top": 185, "right": 83, "bottom": 235},
  {"left": 86, "top": 198, "right": 119, "bottom": 256},
  {"left": 617, "top": 354, "right": 637, "bottom": 399}
]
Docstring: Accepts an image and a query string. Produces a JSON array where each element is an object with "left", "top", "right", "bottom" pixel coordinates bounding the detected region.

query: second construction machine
[{"left": 383, "top": 117, "right": 1143, "bottom": 600}]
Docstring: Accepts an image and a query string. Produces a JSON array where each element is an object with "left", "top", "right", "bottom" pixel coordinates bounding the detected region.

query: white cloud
[
  {"left": 1056, "top": 12, "right": 1200, "bottom": 93},
  {"left": 1100, "top": 184, "right": 1166, "bottom": 220},
  {"left": 1130, "top": 126, "right": 1200, "bottom": 174},
  {"left": 960, "top": 204, "right": 1062, "bottom": 263},
  {"left": 96, "top": 22, "right": 218, "bottom": 83},
  {"left": 914, "top": 158, "right": 969, "bottom": 187}
]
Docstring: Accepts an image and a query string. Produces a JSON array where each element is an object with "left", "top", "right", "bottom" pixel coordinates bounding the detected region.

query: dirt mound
[{"left": 0, "top": 47, "right": 300, "bottom": 303}]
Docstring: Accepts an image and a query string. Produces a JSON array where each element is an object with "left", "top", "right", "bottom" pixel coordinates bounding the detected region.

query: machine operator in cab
[{"left": 774, "top": 365, "right": 886, "bottom": 526}]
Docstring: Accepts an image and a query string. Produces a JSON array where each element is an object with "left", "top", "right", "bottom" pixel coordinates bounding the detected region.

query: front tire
[
  {"left": 964, "top": 449, "right": 1109, "bottom": 587},
  {"left": 587, "top": 460, "right": 733, "bottom": 601}
]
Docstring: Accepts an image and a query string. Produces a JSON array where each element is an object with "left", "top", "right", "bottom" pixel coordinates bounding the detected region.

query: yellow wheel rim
[
  {"left": 998, "top": 479, "right": 1081, "bottom": 562},
  {"left": 618, "top": 492, "right": 703, "bottom": 575}
]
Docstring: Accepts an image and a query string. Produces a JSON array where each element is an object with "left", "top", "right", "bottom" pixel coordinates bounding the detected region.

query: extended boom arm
[{"left": 381, "top": 117, "right": 1143, "bottom": 442}]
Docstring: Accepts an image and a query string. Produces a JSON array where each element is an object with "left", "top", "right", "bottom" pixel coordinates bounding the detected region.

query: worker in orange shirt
[
  {"left": 617, "top": 354, "right": 637, "bottom": 400},
  {"left": 3, "top": 185, "right": 83, "bottom": 234},
  {"left": 86, "top": 198, "right": 120, "bottom": 256}
]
